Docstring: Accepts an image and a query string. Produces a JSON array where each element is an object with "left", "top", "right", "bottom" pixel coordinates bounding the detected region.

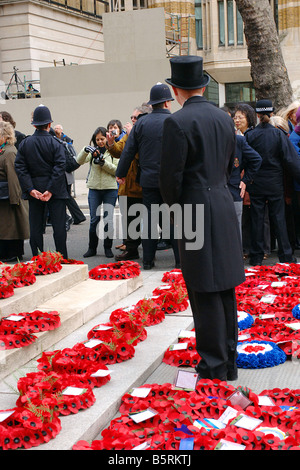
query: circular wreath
[
  {"left": 89, "top": 261, "right": 140, "bottom": 280},
  {"left": 1, "top": 262, "right": 36, "bottom": 288},
  {"left": 0, "top": 329, "right": 37, "bottom": 350},
  {"left": 0, "top": 406, "right": 61, "bottom": 450},
  {"left": 0, "top": 277, "right": 14, "bottom": 299},
  {"left": 87, "top": 318, "right": 147, "bottom": 346},
  {"left": 0, "top": 310, "right": 61, "bottom": 334},
  {"left": 152, "top": 284, "right": 189, "bottom": 314},
  {"left": 292, "top": 304, "right": 300, "bottom": 319},
  {"left": 236, "top": 340, "right": 286, "bottom": 369},
  {"left": 31, "top": 251, "right": 63, "bottom": 275},
  {"left": 134, "top": 298, "right": 165, "bottom": 326},
  {"left": 237, "top": 310, "right": 254, "bottom": 331}
]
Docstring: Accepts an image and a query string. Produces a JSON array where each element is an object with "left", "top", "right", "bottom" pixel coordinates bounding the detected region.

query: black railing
[{"left": 39, "top": 0, "right": 109, "bottom": 18}]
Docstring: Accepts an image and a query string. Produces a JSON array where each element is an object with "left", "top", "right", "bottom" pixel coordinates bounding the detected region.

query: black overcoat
[
  {"left": 160, "top": 96, "right": 245, "bottom": 293},
  {"left": 15, "top": 129, "right": 68, "bottom": 199}
]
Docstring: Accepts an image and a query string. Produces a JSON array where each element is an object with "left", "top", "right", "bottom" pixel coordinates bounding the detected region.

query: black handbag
[{"left": 0, "top": 181, "right": 9, "bottom": 200}]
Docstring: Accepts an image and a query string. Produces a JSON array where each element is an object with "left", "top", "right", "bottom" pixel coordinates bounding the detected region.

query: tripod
[{"left": 5, "top": 66, "right": 25, "bottom": 99}]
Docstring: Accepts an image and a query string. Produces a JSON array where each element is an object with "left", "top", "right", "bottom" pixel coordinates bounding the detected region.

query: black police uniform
[
  {"left": 245, "top": 122, "right": 300, "bottom": 264},
  {"left": 116, "top": 84, "right": 180, "bottom": 269},
  {"left": 15, "top": 109, "right": 69, "bottom": 259}
]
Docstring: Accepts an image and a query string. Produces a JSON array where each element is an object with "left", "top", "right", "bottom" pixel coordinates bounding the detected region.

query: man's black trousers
[
  {"left": 29, "top": 197, "right": 68, "bottom": 259},
  {"left": 187, "top": 286, "right": 238, "bottom": 381}
]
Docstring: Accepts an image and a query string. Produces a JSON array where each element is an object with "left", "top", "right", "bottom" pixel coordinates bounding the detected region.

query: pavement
[{"left": 0, "top": 180, "right": 300, "bottom": 452}]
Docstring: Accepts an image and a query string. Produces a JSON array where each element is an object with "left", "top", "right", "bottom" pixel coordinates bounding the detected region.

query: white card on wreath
[{"left": 174, "top": 370, "right": 198, "bottom": 390}]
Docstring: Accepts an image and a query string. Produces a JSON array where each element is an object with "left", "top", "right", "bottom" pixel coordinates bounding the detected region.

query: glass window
[
  {"left": 218, "top": 1, "right": 225, "bottom": 46},
  {"left": 236, "top": 8, "right": 244, "bottom": 45},
  {"left": 204, "top": 75, "right": 219, "bottom": 106},
  {"left": 195, "top": 1, "right": 203, "bottom": 49},
  {"left": 225, "top": 82, "right": 256, "bottom": 104},
  {"left": 227, "top": 0, "right": 234, "bottom": 46}
]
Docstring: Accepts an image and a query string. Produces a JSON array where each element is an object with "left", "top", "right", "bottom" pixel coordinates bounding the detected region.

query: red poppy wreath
[{"left": 89, "top": 261, "right": 141, "bottom": 280}]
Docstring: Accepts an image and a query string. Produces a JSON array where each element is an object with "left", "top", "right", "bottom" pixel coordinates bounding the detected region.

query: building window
[
  {"left": 225, "top": 82, "right": 256, "bottom": 106},
  {"left": 204, "top": 75, "right": 219, "bottom": 106},
  {"left": 195, "top": 1, "right": 203, "bottom": 49},
  {"left": 227, "top": 0, "right": 234, "bottom": 46},
  {"left": 218, "top": 1, "right": 225, "bottom": 46},
  {"left": 236, "top": 7, "right": 244, "bottom": 45},
  {"left": 133, "top": 0, "right": 147, "bottom": 8}
]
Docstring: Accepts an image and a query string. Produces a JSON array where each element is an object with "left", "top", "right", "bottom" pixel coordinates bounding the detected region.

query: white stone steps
[{"left": 0, "top": 265, "right": 142, "bottom": 380}]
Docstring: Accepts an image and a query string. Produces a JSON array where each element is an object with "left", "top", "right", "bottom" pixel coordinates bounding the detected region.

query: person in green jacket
[{"left": 77, "top": 126, "right": 119, "bottom": 258}]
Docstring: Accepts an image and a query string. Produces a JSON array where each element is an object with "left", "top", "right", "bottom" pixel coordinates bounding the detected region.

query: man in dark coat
[
  {"left": 115, "top": 83, "right": 180, "bottom": 269},
  {"left": 15, "top": 105, "right": 69, "bottom": 259},
  {"left": 160, "top": 56, "right": 245, "bottom": 381}
]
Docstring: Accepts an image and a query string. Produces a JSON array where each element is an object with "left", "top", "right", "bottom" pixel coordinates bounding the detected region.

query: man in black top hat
[
  {"left": 115, "top": 82, "right": 180, "bottom": 269},
  {"left": 15, "top": 105, "right": 69, "bottom": 259},
  {"left": 160, "top": 56, "right": 245, "bottom": 381}
]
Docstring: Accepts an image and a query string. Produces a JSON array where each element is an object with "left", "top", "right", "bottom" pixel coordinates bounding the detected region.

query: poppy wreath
[
  {"left": 0, "top": 406, "right": 62, "bottom": 450},
  {"left": 0, "top": 310, "right": 61, "bottom": 334},
  {"left": 73, "top": 379, "right": 300, "bottom": 451},
  {"left": 89, "top": 260, "right": 141, "bottom": 280},
  {"left": 16, "top": 372, "right": 96, "bottom": 417},
  {"left": 239, "top": 322, "right": 300, "bottom": 348},
  {"left": 0, "top": 262, "right": 36, "bottom": 288},
  {"left": 236, "top": 340, "right": 287, "bottom": 369},
  {"left": 292, "top": 304, "right": 300, "bottom": 319},
  {"left": 31, "top": 251, "right": 63, "bottom": 275},
  {"left": 163, "top": 336, "right": 200, "bottom": 368},
  {"left": 37, "top": 344, "right": 102, "bottom": 375},
  {"left": 87, "top": 318, "right": 147, "bottom": 346},
  {"left": 134, "top": 297, "right": 165, "bottom": 326},
  {"left": 34, "top": 353, "right": 111, "bottom": 389},
  {"left": 0, "top": 277, "right": 14, "bottom": 299},
  {"left": 161, "top": 269, "right": 186, "bottom": 286},
  {"left": 237, "top": 310, "right": 254, "bottom": 331},
  {"left": 61, "top": 258, "right": 85, "bottom": 265},
  {"left": 151, "top": 283, "right": 189, "bottom": 314},
  {"left": 0, "top": 329, "right": 37, "bottom": 350}
]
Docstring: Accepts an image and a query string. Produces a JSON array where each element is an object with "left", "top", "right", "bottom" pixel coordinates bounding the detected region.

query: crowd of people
[
  {"left": 1, "top": 81, "right": 300, "bottom": 270},
  {"left": 1, "top": 54, "right": 300, "bottom": 382}
]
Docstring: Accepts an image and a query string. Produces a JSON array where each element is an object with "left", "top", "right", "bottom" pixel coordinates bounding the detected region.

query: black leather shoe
[
  {"left": 83, "top": 248, "right": 96, "bottom": 258},
  {"left": 115, "top": 250, "right": 139, "bottom": 261},
  {"left": 105, "top": 248, "right": 114, "bottom": 258},
  {"left": 143, "top": 261, "right": 154, "bottom": 270},
  {"left": 66, "top": 216, "right": 74, "bottom": 232}
]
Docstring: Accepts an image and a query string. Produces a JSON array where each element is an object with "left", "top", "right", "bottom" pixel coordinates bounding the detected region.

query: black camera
[{"left": 85, "top": 145, "right": 105, "bottom": 165}]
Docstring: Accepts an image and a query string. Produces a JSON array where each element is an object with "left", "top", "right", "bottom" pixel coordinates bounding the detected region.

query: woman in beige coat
[{"left": 0, "top": 121, "right": 29, "bottom": 262}]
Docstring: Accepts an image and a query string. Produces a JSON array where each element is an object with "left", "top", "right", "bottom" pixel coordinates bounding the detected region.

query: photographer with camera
[{"left": 76, "top": 126, "right": 119, "bottom": 258}]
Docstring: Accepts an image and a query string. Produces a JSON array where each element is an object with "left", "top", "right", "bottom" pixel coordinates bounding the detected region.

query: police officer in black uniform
[
  {"left": 245, "top": 99, "right": 300, "bottom": 265},
  {"left": 15, "top": 105, "right": 69, "bottom": 259},
  {"left": 115, "top": 83, "right": 180, "bottom": 270}
]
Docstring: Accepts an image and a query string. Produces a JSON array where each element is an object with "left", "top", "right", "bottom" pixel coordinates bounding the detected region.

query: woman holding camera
[{"left": 76, "top": 126, "right": 119, "bottom": 258}]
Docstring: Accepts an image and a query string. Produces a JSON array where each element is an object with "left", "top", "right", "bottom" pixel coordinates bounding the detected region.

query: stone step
[
  {"left": 0, "top": 264, "right": 89, "bottom": 318},
  {"left": 0, "top": 265, "right": 143, "bottom": 381},
  {"left": 30, "top": 311, "right": 193, "bottom": 450}
]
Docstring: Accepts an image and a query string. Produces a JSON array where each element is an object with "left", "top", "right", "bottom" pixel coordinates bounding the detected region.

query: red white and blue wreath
[
  {"left": 237, "top": 310, "right": 254, "bottom": 331},
  {"left": 292, "top": 304, "right": 300, "bottom": 320},
  {"left": 236, "top": 340, "right": 286, "bottom": 369}
]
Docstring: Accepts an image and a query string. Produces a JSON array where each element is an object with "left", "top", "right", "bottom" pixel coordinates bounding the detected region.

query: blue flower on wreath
[
  {"left": 236, "top": 340, "right": 286, "bottom": 369},
  {"left": 237, "top": 310, "right": 254, "bottom": 331},
  {"left": 292, "top": 304, "right": 300, "bottom": 319}
]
